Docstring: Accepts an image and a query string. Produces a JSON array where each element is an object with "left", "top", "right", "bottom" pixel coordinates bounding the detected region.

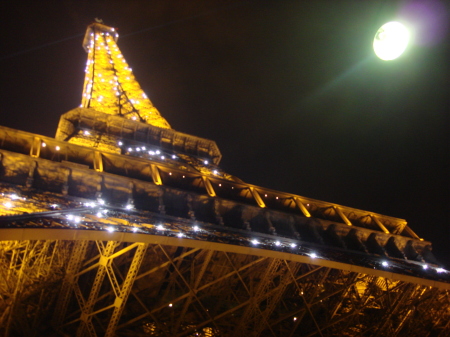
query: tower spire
[
  {"left": 56, "top": 22, "right": 221, "bottom": 163},
  {"left": 81, "top": 22, "right": 170, "bottom": 129}
]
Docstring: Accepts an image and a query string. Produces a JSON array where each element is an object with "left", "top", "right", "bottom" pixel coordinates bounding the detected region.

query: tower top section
[
  {"left": 80, "top": 22, "right": 171, "bottom": 129},
  {"left": 56, "top": 22, "right": 221, "bottom": 165}
]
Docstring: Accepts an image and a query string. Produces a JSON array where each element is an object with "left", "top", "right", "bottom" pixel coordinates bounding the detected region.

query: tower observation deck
[{"left": 0, "top": 22, "right": 449, "bottom": 337}]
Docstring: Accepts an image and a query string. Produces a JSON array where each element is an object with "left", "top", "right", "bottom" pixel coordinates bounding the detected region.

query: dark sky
[{"left": 1, "top": 1, "right": 449, "bottom": 266}]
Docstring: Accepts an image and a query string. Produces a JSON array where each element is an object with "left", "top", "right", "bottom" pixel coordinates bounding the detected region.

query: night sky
[{"left": 1, "top": 1, "right": 449, "bottom": 266}]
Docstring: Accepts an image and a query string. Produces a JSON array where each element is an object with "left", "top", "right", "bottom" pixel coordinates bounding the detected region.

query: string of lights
[
  {"left": 81, "top": 23, "right": 170, "bottom": 129},
  {"left": 1, "top": 187, "right": 448, "bottom": 284}
]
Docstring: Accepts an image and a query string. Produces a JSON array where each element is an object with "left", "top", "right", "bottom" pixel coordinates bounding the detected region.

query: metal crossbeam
[
  {"left": 1, "top": 236, "right": 449, "bottom": 336},
  {"left": 76, "top": 241, "right": 119, "bottom": 337},
  {"left": 52, "top": 240, "right": 89, "bottom": 328},
  {"left": 105, "top": 243, "right": 148, "bottom": 336}
]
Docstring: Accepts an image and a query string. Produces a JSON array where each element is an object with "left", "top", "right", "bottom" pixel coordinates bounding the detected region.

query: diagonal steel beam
[
  {"left": 76, "top": 240, "right": 119, "bottom": 337},
  {"left": 105, "top": 243, "right": 148, "bottom": 337},
  {"left": 253, "top": 261, "right": 300, "bottom": 336},
  {"left": 52, "top": 240, "right": 89, "bottom": 329},
  {"left": 173, "top": 250, "right": 214, "bottom": 333},
  {"left": 235, "top": 258, "right": 282, "bottom": 337},
  {"left": 157, "top": 244, "right": 220, "bottom": 332},
  {"left": 287, "top": 267, "right": 331, "bottom": 337}
]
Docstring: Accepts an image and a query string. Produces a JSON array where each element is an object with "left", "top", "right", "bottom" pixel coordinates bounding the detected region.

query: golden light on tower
[
  {"left": 373, "top": 21, "right": 410, "bottom": 61},
  {"left": 1, "top": 20, "right": 449, "bottom": 337},
  {"left": 81, "top": 23, "right": 170, "bottom": 128}
]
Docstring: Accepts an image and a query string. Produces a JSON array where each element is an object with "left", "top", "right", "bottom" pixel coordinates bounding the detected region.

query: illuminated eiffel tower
[{"left": 0, "top": 22, "right": 449, "bottom": 337}]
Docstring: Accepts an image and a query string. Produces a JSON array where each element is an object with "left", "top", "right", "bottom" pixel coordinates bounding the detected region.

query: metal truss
[
  {"left": 1, "top": 236, "right": 448, "bottom": 336},
  {"left": 1, "top": 19, "right": 448, "bottom": 337},
  {"left": 0, "top": 189, "right": 448, "bottom": 336},
  {"left": 0, "top": 240, "right": 73, "bottom": 336}
]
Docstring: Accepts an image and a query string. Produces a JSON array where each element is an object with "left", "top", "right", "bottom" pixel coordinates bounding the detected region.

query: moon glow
[{"left": 373, "top": 21, "right": 410, "bottom": 61}]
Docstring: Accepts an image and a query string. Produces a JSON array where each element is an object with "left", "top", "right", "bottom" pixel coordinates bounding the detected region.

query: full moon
[{"left": 373, "top": 21, "right": 410, "bottom": 61}]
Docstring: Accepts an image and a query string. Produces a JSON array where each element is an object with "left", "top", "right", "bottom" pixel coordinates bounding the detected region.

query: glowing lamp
[{"left": 373, "top": 22, "right": 409, "bottom": 61}]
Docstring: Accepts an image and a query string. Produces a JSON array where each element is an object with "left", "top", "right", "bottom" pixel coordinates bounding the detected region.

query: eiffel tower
[{"left": 0, "top": 22, "right": 449, "bottom": 337}]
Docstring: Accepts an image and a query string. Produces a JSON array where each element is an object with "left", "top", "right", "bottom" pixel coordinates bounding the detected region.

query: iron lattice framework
[
  {"left": 1, "top": 233, "right": 449, "bottom": 336},
  {"left": 81, "top": 22, "right": 170, "bottom": 129},
  {"left": 0, "top": 22, "right": 449, "bottom": 336}
]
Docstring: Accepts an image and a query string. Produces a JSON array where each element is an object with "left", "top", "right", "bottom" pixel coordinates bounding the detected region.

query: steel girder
[
  {"left": 0, "top": 240, "right": 73, "bottom": 336},
  {"left": 1, "top": 237, "right": 449, "bottom": 337}
]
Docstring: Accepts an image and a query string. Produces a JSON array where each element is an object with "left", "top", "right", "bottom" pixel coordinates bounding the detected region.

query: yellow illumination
[
  {"left": 81, "top": 23, "right": 171, "bottom": 129},
  {"left": 373, "top": 21, "right": 409, "bottom": 61}
]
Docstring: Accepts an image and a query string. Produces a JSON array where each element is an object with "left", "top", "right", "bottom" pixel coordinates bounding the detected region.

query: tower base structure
[{"left": 0, "top": 125, "right": 449, "bottom": 337}]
